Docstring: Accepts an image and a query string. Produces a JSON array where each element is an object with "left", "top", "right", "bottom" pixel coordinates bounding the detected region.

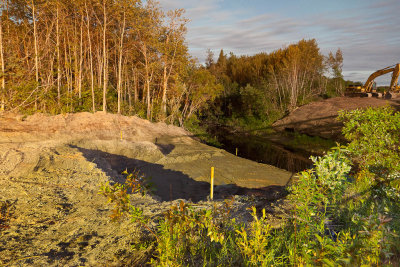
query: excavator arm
[
  {"left": 363, "top": 65, "right": 395, "bottom": 92},
  {"left": 346, "top": 63, "right": 400, "bottom": 97},
  {"left": 389, "top": 64, "right": 400, "bottom": 91}
]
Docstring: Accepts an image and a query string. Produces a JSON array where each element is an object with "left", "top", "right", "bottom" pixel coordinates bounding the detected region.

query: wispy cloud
[{"left": 158, "top": 0, "right": 400, "bottom": 84}]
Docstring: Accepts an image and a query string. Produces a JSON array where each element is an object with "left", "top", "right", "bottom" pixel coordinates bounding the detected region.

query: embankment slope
[
  {"left": 273, "top": 96, "right": 400, "bottom": 139},
  {"left": 0, "top": 112, "right": 291, "bottom": 265}
]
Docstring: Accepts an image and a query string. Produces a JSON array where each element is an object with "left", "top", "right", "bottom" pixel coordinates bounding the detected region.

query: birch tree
[
  {"left": 0, "top": 6, "right": 5, "bottom": 111},
  {"left": 159, "top": 8, "right": 188, "bottom": 117}
]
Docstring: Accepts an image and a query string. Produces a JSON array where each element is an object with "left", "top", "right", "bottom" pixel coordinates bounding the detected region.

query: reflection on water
[{"left": 209, "top": 126, "right": 313, "bottom": 173}]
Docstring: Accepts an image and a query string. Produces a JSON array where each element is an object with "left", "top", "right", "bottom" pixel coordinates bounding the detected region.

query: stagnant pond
[{"left": 207, "top": 125, "right": 314, "bottom": 173}]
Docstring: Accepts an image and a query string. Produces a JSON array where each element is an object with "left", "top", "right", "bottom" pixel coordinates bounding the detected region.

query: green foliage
[
  {"left": 339, "top": 106, "right": 400, "bottom": 175},
  {"left": 239, "top": 84, "right": 268, "bottom": 119},
  {"left": 287, "top": 132, "right": 337, "bottom": 154},
  {"left": 285, "top": 148, "right": 352, "bottom": 265},
  {"left": 181, "top": 67, "right": 224, "bottom": 120},
  {"left": 326, "top": 49, "right": 345, "bottom": 96},
  {"left": 99, "top": 170, "right": 152, "bottom": 221},
  {"left": 154, "top": 201, "right": 231, "bottom": 266},
  {"left": 100, "top": 107, "right": 400, "bottom": 266},
  {"left": 311, "top": 147, "right": 352, "bottom": 202},
  {"left": 236, "top": 207, "right": 277, "bottom": 266},
  {"left": 183, "top": 115, "right": 222, "bottom": 147},
  {"left": 201, "top": 39, "right": 342, "bottom": 131}
]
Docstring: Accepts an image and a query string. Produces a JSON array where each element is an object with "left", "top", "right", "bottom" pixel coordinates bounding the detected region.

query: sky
[{"left": 158, "top": 0, "right": 400, "bottom": 85}]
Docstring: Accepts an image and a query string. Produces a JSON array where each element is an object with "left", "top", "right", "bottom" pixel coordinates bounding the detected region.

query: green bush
[
  {"left": 153, "top": 200, "right": 239, "bottom": 266},
  {"left": 183, "top": 115, "right": 222, "bottom": 147},
  {"left": 339, "top": 106, "right": 400, "bottom": 175},
  {"left": 101, "top": 106, "right": 400, "bottom": 266}
]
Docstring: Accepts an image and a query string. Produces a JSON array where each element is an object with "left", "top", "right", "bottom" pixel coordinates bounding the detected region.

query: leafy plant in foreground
[
  {"left": 99, "top": 169, "right": 152, "bottom": 221},
  {"left": 100, "top": 107, "right": 400, "bottom": 266},
  {"left": 285, "top": 147, "right": 352, "bottom": 265},
  {"left": 0, "top": 200, "right": 16, "bottom": 232},
  {"left": 236, "top": 207, "right": 277, "bottom": 266},
  {"left": 339, "top": 106, "right": 400, "bottom": 176}
]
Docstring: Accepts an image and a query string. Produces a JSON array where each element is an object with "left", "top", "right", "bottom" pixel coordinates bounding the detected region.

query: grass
[
  {"left": 183, "top": 115, "right": 222, "bottom": 147},
  {"left": 286, "top": 132, "right": 337, "bottom": 154}
]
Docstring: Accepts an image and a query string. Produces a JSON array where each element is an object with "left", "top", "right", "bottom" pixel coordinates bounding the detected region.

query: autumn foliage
[
  {"left": 203, "top": 40, "right": 344, "bottom": 126},
  {"left": 0, "top": 0, "right": 221, "bottom": 123}
]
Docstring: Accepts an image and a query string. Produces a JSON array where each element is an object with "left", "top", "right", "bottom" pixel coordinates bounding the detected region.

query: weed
[
  {"left": 100, "top": 106, "right": 400, "bottom": 266},
  {"left": 98, "top": 169, "right": 152, "bottom": 221},
  {"left": 236, "top": 207, "right": 276, "bottom": 265},
  {"left": 0, "top": 200, "right": 16, "bottom": 231}
]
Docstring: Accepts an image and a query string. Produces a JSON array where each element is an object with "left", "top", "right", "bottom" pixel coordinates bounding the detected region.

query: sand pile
[{"left": 0, "top": 112, "right": 291, "bottom": 265}]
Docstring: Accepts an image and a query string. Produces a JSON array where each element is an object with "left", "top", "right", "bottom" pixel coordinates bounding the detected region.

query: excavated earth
[
  {"left": 273, "top": 96, "right": 400, "bottom": 140},
  {"left": 0, "top": 112, "right": 293, "bottom": 266}
]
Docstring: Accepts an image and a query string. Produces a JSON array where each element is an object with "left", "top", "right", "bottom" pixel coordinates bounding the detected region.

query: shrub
[
  {"left": 100, "top": 107, "right": 400, "bottom": 266},
  {"left": 338, "top": 106, "right": 400, "bottom": 175},
  {"left": 0, "top": 200, "right": 16, "bottom": 232},
  {"left": 99, "top": 170, "right": 152, "bottom": 221}
]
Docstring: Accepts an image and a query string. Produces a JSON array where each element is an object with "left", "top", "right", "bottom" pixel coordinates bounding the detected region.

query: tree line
[
  {"left": 0, "top": 0, "right": 344, "bottom": 127},
  {"left": 0, "top": 0, "right": 221, "bottom": 124},
  {"left": 202, "top": 39, "right": 344, "bottom": 126}
]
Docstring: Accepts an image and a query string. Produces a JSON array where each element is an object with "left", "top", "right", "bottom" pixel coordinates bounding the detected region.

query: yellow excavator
[
  {"left": 363, "top": 63, "right": 400, "bottom": 93},
  {"left": 346, "top": 63, "right": 400, "bottom": 98}
]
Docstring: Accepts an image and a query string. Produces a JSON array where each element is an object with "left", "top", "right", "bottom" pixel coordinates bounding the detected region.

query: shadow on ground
[{"left": 75, "top": 146, "right": 287, "bottom": 203}]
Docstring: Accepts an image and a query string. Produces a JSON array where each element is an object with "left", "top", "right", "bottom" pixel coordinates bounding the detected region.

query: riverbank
[{"left": 199, "top": 96, "right": 400, "bottom": 172}]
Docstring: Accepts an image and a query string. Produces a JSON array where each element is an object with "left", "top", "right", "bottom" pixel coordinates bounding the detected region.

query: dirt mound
[
  {"left": 0, "top": 111, "right": 189, "bottom": 143},
  {"left": 273, "top": 96, "right": 400, "bottom": 139},
  {"left": 0, "top": 112, "right": 292, "bottom": 265}
]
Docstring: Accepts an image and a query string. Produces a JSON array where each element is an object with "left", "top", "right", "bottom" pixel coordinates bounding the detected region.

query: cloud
[
  {"left": 239, "top": 13, "right": 276, "bottom": 26},
  {"left": 157, "top": 0, "right": 400, "bottom": 84}
]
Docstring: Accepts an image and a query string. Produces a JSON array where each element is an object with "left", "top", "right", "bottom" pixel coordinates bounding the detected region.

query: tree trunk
[
  {"left": 133, "top": 68, "right": 138, "bottom": 103},
  {"left": 56, "top": 4, "right": 61, "bottom": 106},
  {"left": 0, "top": 13, "right": 5, "bottom": 111},
  {"left": 128, "top": 69, "right": 132, "bottom": 110},
  {"left": 32, "top": 0, "right": 39, "bottom": 110},
  {"left": 117, "top": 11, "right": 125, "bottom": 114},
  {"left": 142, "top": 44, "right": 151, "bottom": 119},
  {"left": 73, "top": 20, "right": 78, "bottom": 99},
  {"left": 78, "top": 15, "right": 84, "bottom": 99},
  {"left": 161, "top": 64, "right": 168, "bottom": 115},
  {"left": 102, "top": 0, "right": 107, "bottom": 112},
  {"left": 85, "top": 2, "right": 95, "bottom": 112},
  {"left": 161, "top": 34, "right": 178, "bottom": 118}
]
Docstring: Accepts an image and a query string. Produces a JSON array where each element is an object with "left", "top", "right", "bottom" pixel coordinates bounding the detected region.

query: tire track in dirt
[
  {"left": 0, "top": 148, "right": 24, "bottom": 175},
  {"left": 0, "top": 112, "right": 293, "bottom": 265}
]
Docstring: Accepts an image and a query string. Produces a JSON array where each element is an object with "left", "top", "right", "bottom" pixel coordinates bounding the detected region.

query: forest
[
  {"left": 0, "top": 0, "right": 222, "bottom": 124},
  {"left": 202, "top": 41, "right": 344, "bottom": 128},
  {"left": 0, "top": 0, "right": 345, "bottom": 128}
]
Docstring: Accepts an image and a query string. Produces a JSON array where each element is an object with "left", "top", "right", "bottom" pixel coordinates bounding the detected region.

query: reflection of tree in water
[{"left": 207, "top": 127, "right": 312, "bottom": 173}]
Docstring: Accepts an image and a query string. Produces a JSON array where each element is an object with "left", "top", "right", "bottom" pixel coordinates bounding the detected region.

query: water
[{"left": 208, "top": 126, "right": 313, "bottom": 173}]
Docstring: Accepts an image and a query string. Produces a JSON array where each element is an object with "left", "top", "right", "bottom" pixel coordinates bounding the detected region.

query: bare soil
[
  {"left": 0, "top": 112, "right": 292, "bottom": 266},
  {"left": 2, "top": 97, "right": 396, "bottom": 265},
  {"left": 273, "top": 96, "right": 400, "bottom": 139}
]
